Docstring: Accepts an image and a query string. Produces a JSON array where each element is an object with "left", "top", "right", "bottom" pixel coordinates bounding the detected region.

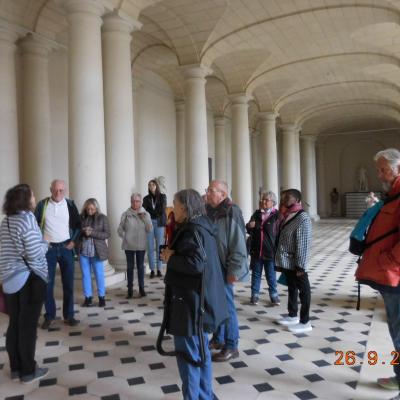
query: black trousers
[
  {"left": 5, "top": 273, "right": 46, "bottom": 376},
  {"left": 284, "top": 270, "right": 311, "bottom": 324}
]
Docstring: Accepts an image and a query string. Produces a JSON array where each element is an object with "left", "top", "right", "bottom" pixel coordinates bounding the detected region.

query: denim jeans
[
  {"left": 125, "top": 250, "right": 145, "bottom": 290},
  {"left": 5, "top": 273, "right": 46, "bottom": 377},
  {"left": 45, "top": 244, "right": 75, "bottom": 320},
  {"left": 174, "top": 334, "right": 213, "bottom": 400},
  {"left": 250, "top": 258, "right": 279, "bottom": 300},
  {"left": 211, "top": 282, "right": 239, "bottom": 350},
  {"left": 147, "top": 219, "right": 165, "bottom": 270},
  {"left": 381, "top": 291, "right": 400, "bottom": 384},
  {"left": 79, "top": 255, "right": 105, "bottom": 297}
]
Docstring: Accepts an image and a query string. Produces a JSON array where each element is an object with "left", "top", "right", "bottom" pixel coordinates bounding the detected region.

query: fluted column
[
  {"left": 0, "top": 23, "right": 22, "bottom": 205},
  {"left": 294, "top": 127, "right": 301, "bottom": 190},
  {"left": 281, "top": 123, "right": 300, "bottom": 190},
  {"left": 259, "top": 112, "right": 278, "bottom": 196},
  {"left": 175, "top": 100, "right": 186, "bottom": 189},
  {"left": 62, "top": 0, "right": 108, "bottom": 209},
  {"left": 20, "top": 34, "right": 53, "bottom": 200},
  {"left": 182, "top": 65, "right": 211, "bottom": 191},
  {"left": 301, "top": 135, "right": 319, "bottom": 220},
  {"left": 214, "top": 116, "right": 227, "bottom": 181},
  {"left": 102, "top": 11, "right": 140, "bottom": 269},
  {"left": 231, "top": 94, "right": 252, "bottom": 221},
  {"left": 251, "top": 129, "right": 261, "bottom": 211},
  {"left": 316, "top": 141, "right": 328, "bottom": 217}
]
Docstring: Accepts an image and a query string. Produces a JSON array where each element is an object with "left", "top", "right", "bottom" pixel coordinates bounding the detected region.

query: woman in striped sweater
[{"left": 0, "top": 184, "right": 49, "bottom": 384}]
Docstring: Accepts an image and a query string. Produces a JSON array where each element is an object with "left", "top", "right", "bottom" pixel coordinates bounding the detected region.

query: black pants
[
  {"left": 125, "top": 250, "right": 145, "bottom": 291},
  {"left": 5, "top": 273, "right": 46, "bottom": 376},
  {"left": 284, "top": 270, "right": 311, "bottom": 324}
]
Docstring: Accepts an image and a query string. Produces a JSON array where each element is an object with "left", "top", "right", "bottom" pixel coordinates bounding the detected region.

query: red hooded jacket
[{"left": 356, "top": 176, "right": 400, "bottom": 288}]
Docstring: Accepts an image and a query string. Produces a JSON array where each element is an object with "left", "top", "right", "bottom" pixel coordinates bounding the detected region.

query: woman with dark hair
[
  {"left": 159, "top": 189, "right": 228, "bottom": 399},
  {"left": 0, "top": 184, "right": 49, "bottom": 383},
  {"left": 142, "top": 179, "right": 167, "bottom": 278},
  {"left": 79, "top": 198, "right": 110, "bottom": 307}
]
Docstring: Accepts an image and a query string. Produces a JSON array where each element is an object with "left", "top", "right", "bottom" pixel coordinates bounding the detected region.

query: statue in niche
[
  {"left": 330, "top": 187, "right": 339, "bottom": 217},
  {"left": 155, "top": 176, "right": 166, "bottom": 194},
  {"left": 357, "top": 166, "right": 369, "bottom": 192}
]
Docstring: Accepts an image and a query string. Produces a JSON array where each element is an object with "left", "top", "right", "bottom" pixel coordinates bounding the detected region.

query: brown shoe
[
  {"left": 212, "top": 349, "right": 239, "bottom": 362},
  {"left": 209, "top": 341, "right": 224, "bottom": 351}
]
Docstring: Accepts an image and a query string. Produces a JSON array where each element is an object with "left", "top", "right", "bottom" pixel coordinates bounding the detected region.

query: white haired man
[{"left": 356, "top": 149, "right": 400, "bottom": 400}]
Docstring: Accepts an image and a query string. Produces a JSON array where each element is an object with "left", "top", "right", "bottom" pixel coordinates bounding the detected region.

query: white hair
[
  {"left": 374, "top": 148, "right": 400, "bottom": 171},
  {"left": 131, "top": 192, "right": 142, "bottom": 201}
]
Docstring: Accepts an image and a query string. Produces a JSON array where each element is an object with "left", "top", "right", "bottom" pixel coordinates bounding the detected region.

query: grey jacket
[
  {"left": 275, "top": 211, "right": 312, "bottom": 271},
  {"left": 118, "top": 207, "right": 153, "bottom": 251}
]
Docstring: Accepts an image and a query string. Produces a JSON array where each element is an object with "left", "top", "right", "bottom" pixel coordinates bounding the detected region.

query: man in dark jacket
[
  {"left": 35, "top": 180, "right": 80, "bottom": 328},
  {"left": 206, "top": 180, "right": 248, "bottom": 362},
  {"left": 246, "top": 190, "right": 280, "bottom": 306}
]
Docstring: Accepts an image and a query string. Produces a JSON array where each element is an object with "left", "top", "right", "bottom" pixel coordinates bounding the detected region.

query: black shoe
[
  {"left": 41, "top": 319, "right": 54, "bottom": 330},
  {"left": 157, "top": 270, "right": 162, "bottom": 277},
  {"left": 150, "top": 271, "right": 155, "bottom": 279},
  {"left": 98, "top": 296, "right": 106, "bottom": 307},
  {"left": 63, "top": 317, "right": 79, "bottom": 327},
  {"left": 82, "top": 297, "right": 92, "bottom": 307},
  {"left": 250, "top": 295, "right": 259, "bottom": 305},
  {"left": 126, "top": 291, "right": 133, "bottom": 299},
  {"left": 139, "top": 288, "right": 146, "bottom": 297}
]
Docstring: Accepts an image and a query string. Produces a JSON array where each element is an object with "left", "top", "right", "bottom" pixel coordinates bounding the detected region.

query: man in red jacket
[{"left": 356, "top": 149, "right": 400, "bottom": 399}]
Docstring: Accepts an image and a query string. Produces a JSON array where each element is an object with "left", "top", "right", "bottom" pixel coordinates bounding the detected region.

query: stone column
[
  {"left": 281, "top": 123, "right": 300, "bottom": 190},
  {"left": 294, "top": 128, "right": 302, "bottom": 190},
  {"left": 251, "top": 129, "right": 261, "bottom": 211},
  {"left": 175, "top": 100, "right": 185, "bottom": 189},
  {"left": 62, "top": 0, "right": 108, "bottom": 209},
  {"left": 300, "top": 135, "right": 319, "bottom": 220},
  {"left": 182, "top": 66, "right": 211, "bottom": 191},
  {"left": 316, "top": 141, "right": 328, "bottom": 217},
  {"left": 214, "top": 116, "right": 227, "bottom": 181},
  {"left": 102, "top": 11, "right": 141, "bottom": 272},
  {"left": 20, "top": 34, "right": 53, "bottom": 200},
  {"left": 230, "top": 94, "right": 252, "bottom": 221},
  {"left": 259, "top": 112, "right": 278, "bottom": 196},
  {"left": 0, "top": 23, "right": 22, "bottom": 205}
]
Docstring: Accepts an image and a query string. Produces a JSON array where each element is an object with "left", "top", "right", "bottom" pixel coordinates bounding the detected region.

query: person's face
[
  {"left": 50, "top": 181, "right": 66, "bottom": 202},
  {"left": 283, "top": 193, "right": 298, "bottom": 208},
  {"left": 131, "top": 197, "right": 142, "bottom": 210},
  {"left": 376, "top": 157, "right": 399, "bottom": 187},
  {"left": 148, "top": 181, "right": 157, "bottom": 194},
  {"left": 86, "top": 204, "right": 97, "bottom": 216},
  {"left": 261, "top": 197, "right": 274, "bottom": 210},
  {"left": 206, "top": 183, "right": 226, "bottom": 208},
  {"left": 173, "top": 198, "right": 187, "bottom": 223}
]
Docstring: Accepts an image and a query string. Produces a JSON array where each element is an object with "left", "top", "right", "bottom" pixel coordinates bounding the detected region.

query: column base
[{"left": 310, "top": 213, "right": 320, "bottom": 221}]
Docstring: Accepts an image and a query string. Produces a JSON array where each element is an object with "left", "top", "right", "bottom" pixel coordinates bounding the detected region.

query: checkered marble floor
[{"left": 0, "top": 219, "right": 396, "bottom": 400}]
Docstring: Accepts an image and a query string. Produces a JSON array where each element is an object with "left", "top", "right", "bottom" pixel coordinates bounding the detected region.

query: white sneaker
[
  {"left": 288, "top": 322, "right": 312, "bottom": 334},
  {"left": 277, "top": 316, "right": 299, "bottom": 326}
]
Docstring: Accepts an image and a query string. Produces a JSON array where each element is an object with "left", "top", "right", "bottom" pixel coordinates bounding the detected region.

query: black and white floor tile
[{"left": 0, "top": 220, "right": 396, "bottom": 399}]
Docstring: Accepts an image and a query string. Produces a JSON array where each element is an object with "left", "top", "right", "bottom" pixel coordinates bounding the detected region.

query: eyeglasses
[{"left": 205, "top": 187, "right": 221, "bottom": 194}]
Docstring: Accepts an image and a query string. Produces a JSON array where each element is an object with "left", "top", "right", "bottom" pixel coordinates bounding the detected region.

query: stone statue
[
  {"left": 330, "top": 187, "right": 339, "bottom": 217},
  {"left": 357, "top": 166, "right": 369, "bottom": 192},
  {"left": 155, "top": 176, "right": 166, "bottom": 194}
]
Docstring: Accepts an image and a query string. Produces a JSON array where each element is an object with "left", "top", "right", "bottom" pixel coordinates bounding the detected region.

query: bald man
[
  {"left": 206, "top": 180, "right": 248, "bottom": 362},
  {"left": 35, "top": 180, "right": 80, "bottom": 329}
]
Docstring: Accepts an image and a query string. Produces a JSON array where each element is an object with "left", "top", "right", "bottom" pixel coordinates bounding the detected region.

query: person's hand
[
  {"left": 160, "top": 248, "right": 174, "bottom": 263},
  {"left": 43, "top": 233, "right": 52, "bottom": 242},
  {"left": 248, "top": 221, "right": 255, "bottom": 228},
  {"left": 65, "top": 241, "right": 75, "bottom": 250},
  {"left": 227, "top": 274, "right": 237, "bottom": 284}
]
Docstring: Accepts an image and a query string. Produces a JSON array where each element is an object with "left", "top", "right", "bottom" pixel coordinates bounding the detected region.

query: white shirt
[{"left": 44, "top": 198, "right": 70, "bottom": 243}]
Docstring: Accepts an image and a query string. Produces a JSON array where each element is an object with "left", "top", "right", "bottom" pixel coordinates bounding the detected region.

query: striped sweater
[
  {"left": 275, "top": 210, "right": 312, "bottom": 271},
  {"left": 0, "top": 211, "right": 48, "bottom": 283}
]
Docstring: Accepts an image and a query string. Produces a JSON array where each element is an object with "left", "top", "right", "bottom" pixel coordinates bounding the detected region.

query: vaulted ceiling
[{"left": 2, "top": 0, "right": 400, "bottom": 136}]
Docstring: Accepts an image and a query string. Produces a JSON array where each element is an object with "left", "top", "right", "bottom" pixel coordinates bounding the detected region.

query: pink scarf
[{"left": 282, "top": 202, "right": 303, "bottom": 221}]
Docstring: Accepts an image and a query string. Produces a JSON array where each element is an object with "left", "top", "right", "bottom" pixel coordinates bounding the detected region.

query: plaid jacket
[{"left": 275, "top": 211, "right": 312, "bottom": 271}]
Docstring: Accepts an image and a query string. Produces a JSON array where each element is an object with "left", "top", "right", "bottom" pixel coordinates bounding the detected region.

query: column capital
[
  {"left": 258, "top": 111, "right": 277, "bottom": 122},
  {"left": 56, "top": 0, "right": 112, "bottom": 16},
  {"left": 19, "top": 33, "right": 56, "bottom": 56},
  {"left": 250, "top": 128, "right": 259, "bottom": 138},
  {"left": 214, "top": 116, "right": 226, "bottom": 127},
  {"left": 102, "top": 10, "right": 142, "bottom": 34},
  {"left": 175, "top": 100, "right": 185, "bottom": 112},
  {"left": 0, "top": 19, "right": 28, "bottom": 43},
  {"left": 180, "top": 64, "right": 212, "bottom": 79},
  {"left": 280, "top": 123, "right": 297, "bottom": 134},
  {"left": 300, "top": 134, "right": 318, "bottom": 143},
  {"left": 229, "top": 93, "right": 252, "bottom": 105}
]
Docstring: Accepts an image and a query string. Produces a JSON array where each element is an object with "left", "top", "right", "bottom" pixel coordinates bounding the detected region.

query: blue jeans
[
  {"left": 79, "top": 255, "right": 105, "bottom": 297},
  {"left": 125, "top": 250, "right": 145, "bottom": 290},
  {"left": 250, "top": 259, "right": 279, "bottom": 300},
  {"left": 147, "top": 219, "right": 164, "bottom": 270},
  {"left": 45, "top": 244, "right": 75, "bottom": 320},
  {"left": 174, "top": 334, "right": 213, "bottom": 400},
  {"left": 380, "top": 291, "right": 400, "bottom": 383},
  {"left": 211, "top": 282, "right": 239, "bottom": 350}
]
